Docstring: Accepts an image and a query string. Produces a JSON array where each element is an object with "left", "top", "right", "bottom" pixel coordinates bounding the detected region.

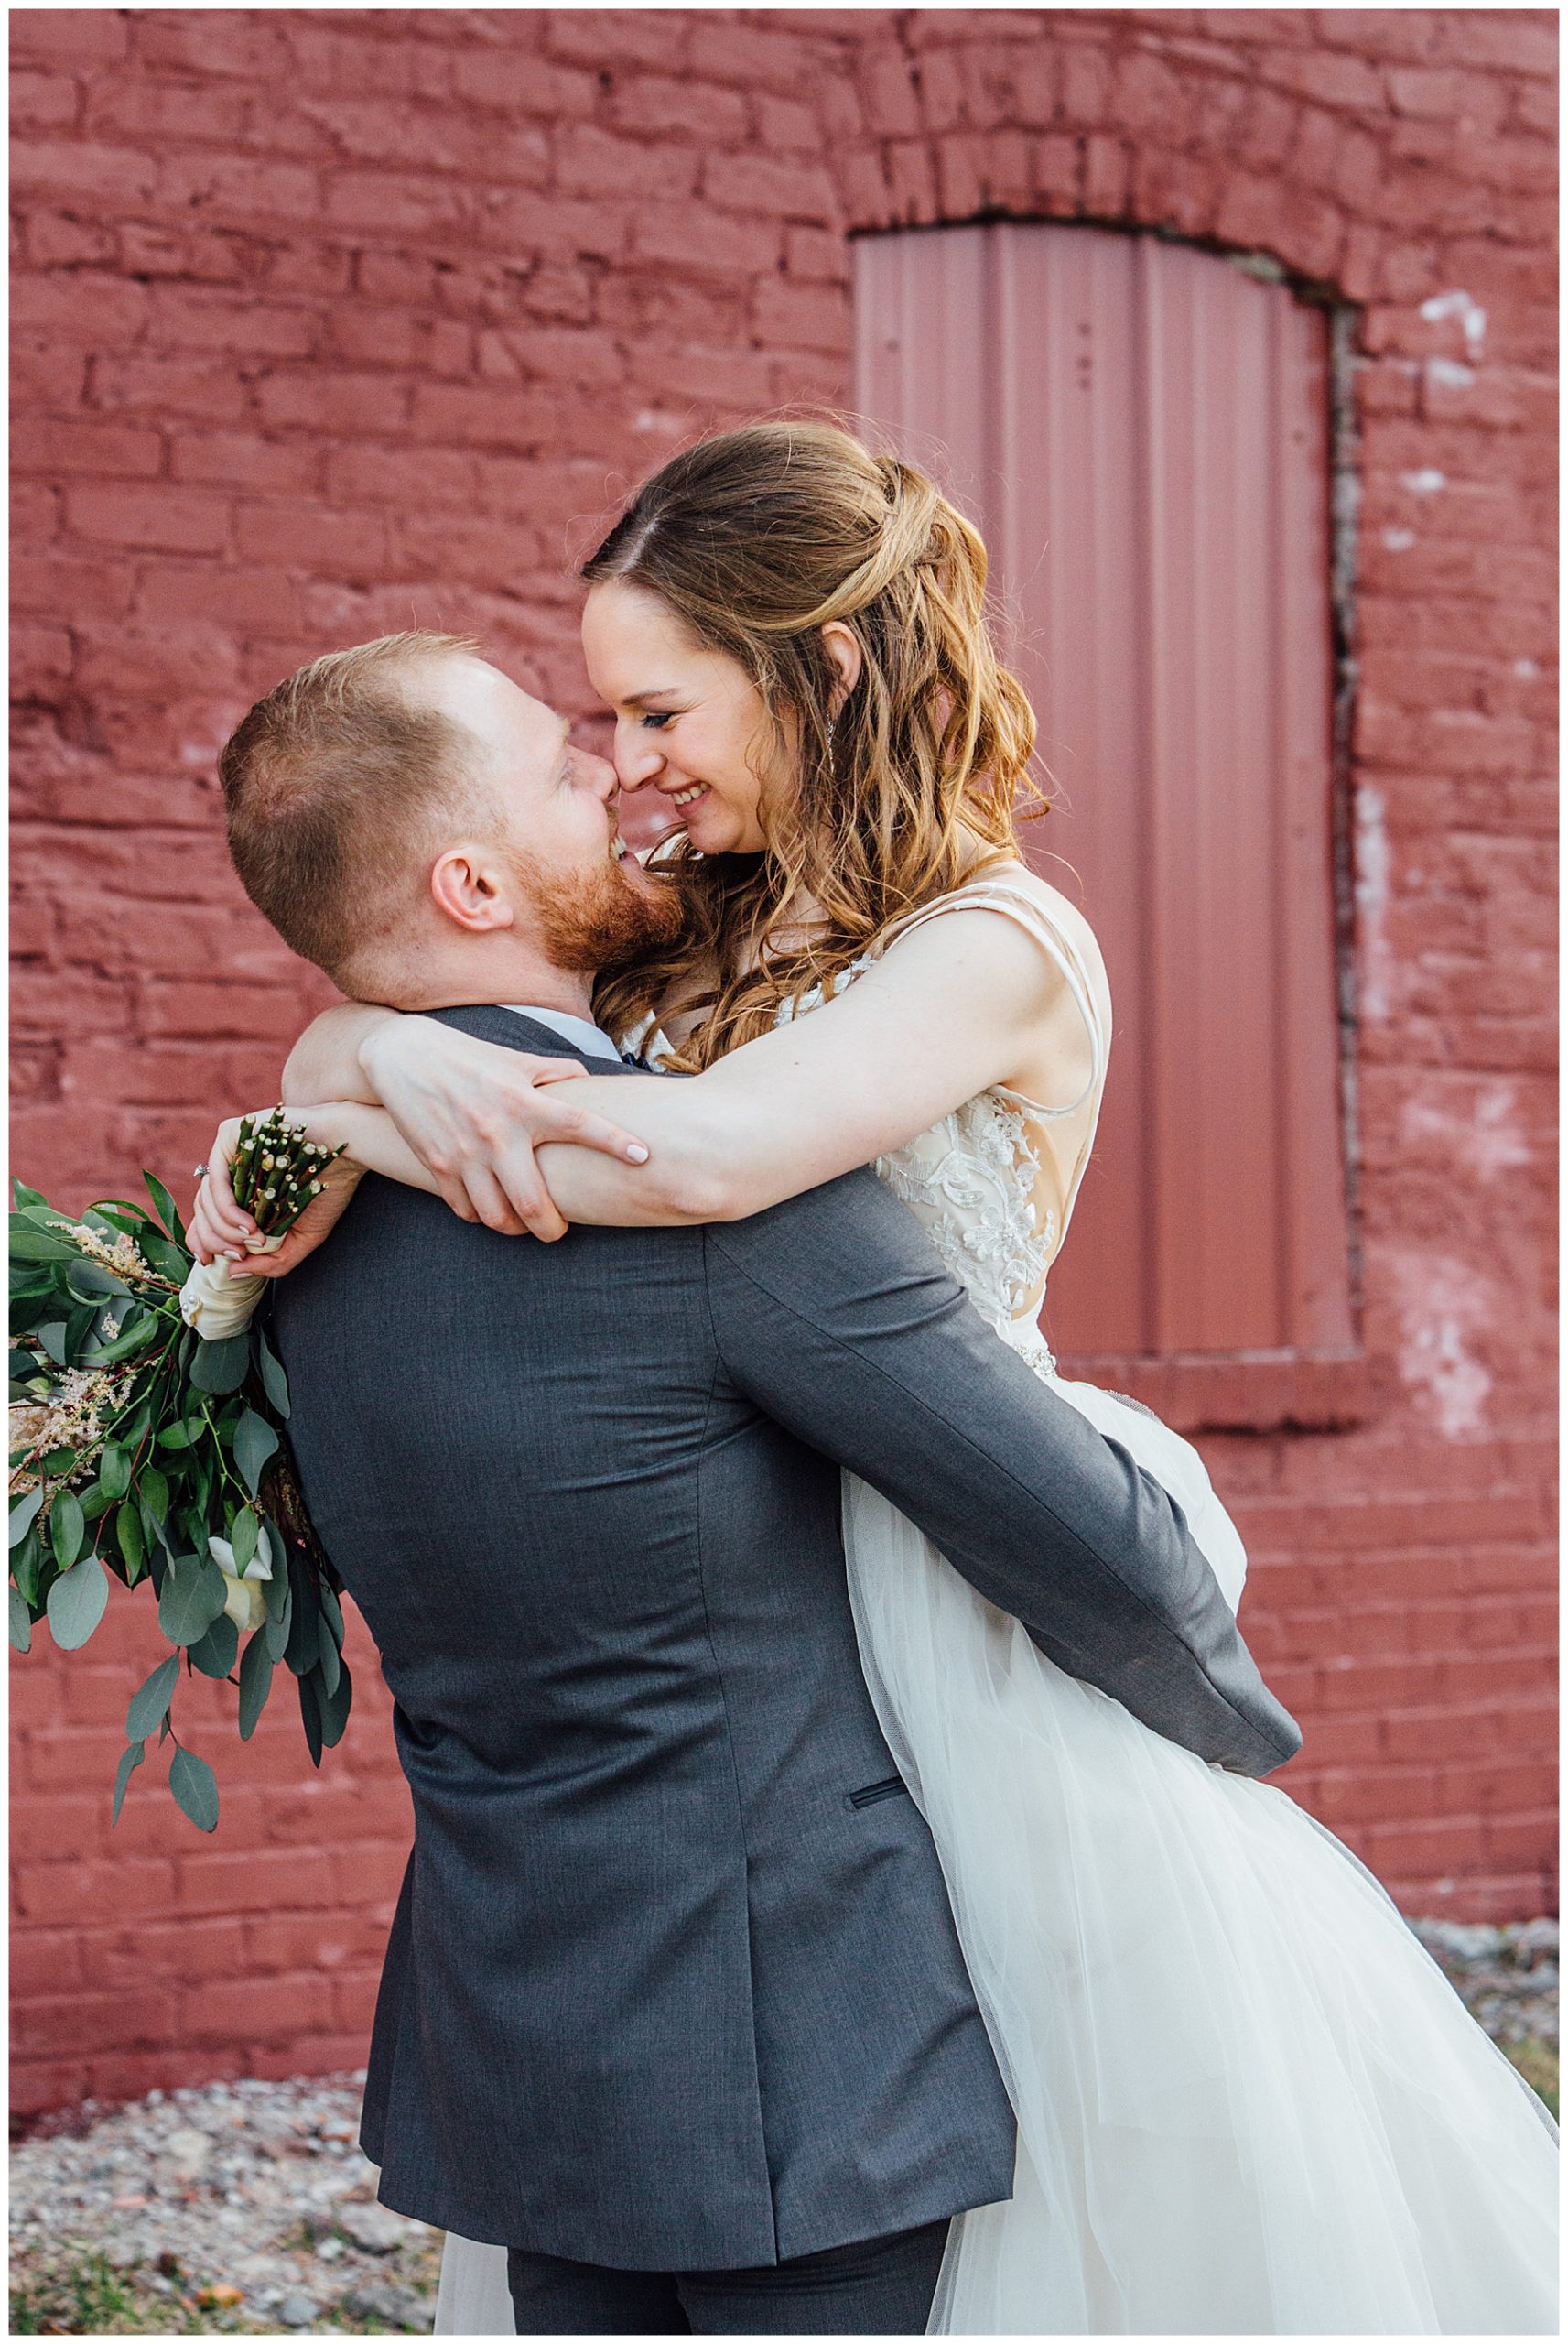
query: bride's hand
[
  {"left": 188, "top": 1111, "right": 366, "bottom": 1278},
  {"left": 356, "top": 1017, "right": 649, "bottom": 1243}
]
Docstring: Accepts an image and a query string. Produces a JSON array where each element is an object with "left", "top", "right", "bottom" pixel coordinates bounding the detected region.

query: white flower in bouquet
[{"left": 209, "top": 1529, "right": 274, "bottom": 1634}]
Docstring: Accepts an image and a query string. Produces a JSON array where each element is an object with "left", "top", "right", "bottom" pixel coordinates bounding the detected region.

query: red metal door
[{"left": 854, "top": 222, "right": 1351, "bottom": 1360}]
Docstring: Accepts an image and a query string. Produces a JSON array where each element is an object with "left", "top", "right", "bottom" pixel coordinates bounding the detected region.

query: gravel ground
[
  {"left": 10, "top": 2074, "right": 440, "bottom": 2335},
  {"left": 1409, "top": 1916, "right": 1560, "bottom": 2056},
  {"left": 10, "top": 1921, "right": 1557, "bottom": 2335}
]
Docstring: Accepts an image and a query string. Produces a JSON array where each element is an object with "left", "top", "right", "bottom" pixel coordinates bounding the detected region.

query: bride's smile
[{"left": 581, "top": 572, "right": 777, "bottom": 858}]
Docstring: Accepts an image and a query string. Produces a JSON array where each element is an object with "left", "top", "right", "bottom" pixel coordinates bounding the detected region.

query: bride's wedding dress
[{"left": 437, "top": 874, "right": 1556, "bottom": 2335}]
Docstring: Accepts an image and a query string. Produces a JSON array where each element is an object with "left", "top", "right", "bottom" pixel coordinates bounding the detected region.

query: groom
[{"left": 222, "top": 635, "right": 1299, "bottom": 2334}]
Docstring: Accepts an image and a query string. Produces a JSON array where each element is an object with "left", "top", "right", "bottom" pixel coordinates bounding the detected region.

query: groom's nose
[{"left": 579, "top": 749, "right": 620, "bottom": 800}]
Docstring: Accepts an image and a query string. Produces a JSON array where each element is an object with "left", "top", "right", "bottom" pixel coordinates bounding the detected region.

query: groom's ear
[{"left": 429, "top": 845, "right": 517, "bottom": 935}]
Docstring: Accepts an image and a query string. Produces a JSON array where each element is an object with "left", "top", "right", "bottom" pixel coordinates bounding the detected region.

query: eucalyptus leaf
[
  {"left": 15, "top": 1203, "right": 78, "bottom": 1236},
  {"left": 12, "top": 1525, "right": 42, "bottom": 1606},
  {"left": 263, "top": 1532, "right": 288, "bottom": 1619},
  {"left": 38, "top": 1321, "right": 70, "bottom": 1363},
  {"left": 318, "top": 1579, "right": 344, "bottom": 1646},
  {"left": 316, "top": 1612, "right": 341, "bottom": 1698},
  {"left": 144, "top": 1171, "right": 187, "bottom": 1245},
  {"left": 67, "top": 1261, "right": 133, "bottom": 1301},
  {"left": 10, "top": 1233, "right": 81, "bottom": 1264},
  {"left": 112, "top": 1738, "right": 145, "bottom": 1826},
  {"left": 9, "top": 1585, "right": 32, "bottom": 1653},
  {"left": 229, "top": 1508, "right": 259, "bottom": 1575},
  {"left": 46, "top": 1554, "right": 108, "bottom": 1650},
  {"left": 233, "top": 1409, "right": 279, "bottom": 1499},
  {"left": 238, "top": 1632, "right": 274, "bottom": 1740},
  {"left": 317, "top": 1652, "right": 352, "bottom": 1749},
  {"left": 84, "top": 1316, "right": 163, "bottom": 1366},
  {"left": 157, "top": 1424, "right": 194, "bottom": 1450},
  {"left": 11, "top": 1177, "right": 49, "bottom": 1212},
  {"left": 157, "top": 1555, "right": 228, "bottom": 1646},
  {"left": 64, "top": 1301, "right": 100, "bottom": 1358},
  {"left": 138, "top": 1463, "right": 169, "bottom": 1523},
  {"left": 263, "top": 1579, "right": 293, "bottom": 1663},
  {"left": 80, "top": 1482, "right": 114, "bottom": 1524},
  {"left": 297, "top": 1668, "right": 324, "bottom": 1767},
  {"left": 116, "top": 1502, "right": 145, "bottom": 1583},
  {"left": 99, "top": 1446, "right": 131, "bottom": 1502},
  {"left": 138, "top": 1232, "right": 189, "bottom": 1283},
  {"left": 187, "top": 1609, "right": 239, "bottom": 1679},
  {"left": 168, "top": 1744, "right": 219, "bottom": 1833},
  {"left": 285, "top": 1563, "right": 319, "bottom": 1677},
  {"left": 126, "top": 1654, "right": 180, "bottom": 1742},
  {"left": 255, "top": 1329, "right": 290, "bottom": 1418},
  {"left": 118, "top": 1397, "right": 154, "bottom": 1449},
  {"left": 93, "top": 1199, "right": 155, "bottom": 1229},
  {"left": 50, "top": 1491, "right": 85, "bottom": 1572},
  {"left": 190, "top": 1334, "right": 249, "bottom": 1396},
  {"left": 9, "top": 1487, "right": 42, "bottom": 1546}
]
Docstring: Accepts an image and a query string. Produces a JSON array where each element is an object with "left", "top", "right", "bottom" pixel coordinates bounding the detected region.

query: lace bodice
[{"left": 773, "top": 877, "right": 1110, "bottom": 1375}]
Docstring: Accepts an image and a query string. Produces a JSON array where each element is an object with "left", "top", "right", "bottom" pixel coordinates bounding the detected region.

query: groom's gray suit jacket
[{"left": 271, "top": 1005, "right": 1299, "bottom": 2271}]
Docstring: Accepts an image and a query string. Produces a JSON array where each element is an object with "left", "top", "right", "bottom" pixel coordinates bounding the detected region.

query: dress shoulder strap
[{"left": 881, "top": 873, "right": 1108, "bottom": 1112}]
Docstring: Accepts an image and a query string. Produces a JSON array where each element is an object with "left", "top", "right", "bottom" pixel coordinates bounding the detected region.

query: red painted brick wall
[{"left": 10, "top": 9, "right": 1556, "bottom": 2118}]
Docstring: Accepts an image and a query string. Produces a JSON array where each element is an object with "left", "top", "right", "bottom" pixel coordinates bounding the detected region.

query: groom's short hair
[{"left": 220, "top": 631, "right": 483, "bottom": 984}]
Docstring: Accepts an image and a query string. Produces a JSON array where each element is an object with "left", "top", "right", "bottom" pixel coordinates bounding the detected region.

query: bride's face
[{"left": 581, "top": 579, "right": 784, "bottom": 858}]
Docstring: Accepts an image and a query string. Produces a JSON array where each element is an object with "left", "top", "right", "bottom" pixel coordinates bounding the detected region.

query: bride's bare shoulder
[{"left": 974, "top": 861, "right": 1108, "bottom": 992}]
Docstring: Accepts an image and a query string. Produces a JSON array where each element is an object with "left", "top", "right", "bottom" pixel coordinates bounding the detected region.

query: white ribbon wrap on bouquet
[{"left": 178, "top": 1233, "right": 284, "bottom": 1340}]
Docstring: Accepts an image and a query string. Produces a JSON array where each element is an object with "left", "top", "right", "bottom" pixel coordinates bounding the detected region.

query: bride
[{"left": 193, "top": 422, "right": 1556, "bottom": 2332}]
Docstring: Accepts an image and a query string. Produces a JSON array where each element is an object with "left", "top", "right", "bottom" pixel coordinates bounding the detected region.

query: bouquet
[{"left": 10, "top": 1112, "right": 349, "bottom": 1831}]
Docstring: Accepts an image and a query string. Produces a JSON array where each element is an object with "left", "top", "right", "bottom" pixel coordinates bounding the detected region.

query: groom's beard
[{"left": 517, "top": 850, "right": 686, "bottom": 979}]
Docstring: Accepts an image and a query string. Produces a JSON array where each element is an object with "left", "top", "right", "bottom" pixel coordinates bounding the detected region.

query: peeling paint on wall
[
  {"left": 1400, "top": 1080, "right": 1533, "bottom": 1183},
  {"left": 1419, "top": 288, "right": 1487, "bottom": 359},
  {"left": 1354, "top": 784, "right": 1393, "bottom": 1023},
  {"left": 1390, "top": 1254, "right": 1495, "bottom": 1438}
]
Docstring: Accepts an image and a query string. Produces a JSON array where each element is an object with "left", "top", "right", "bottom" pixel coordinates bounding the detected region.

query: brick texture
[{"left": 9, "top": 8, "right": 1557, "bottom": 2118}]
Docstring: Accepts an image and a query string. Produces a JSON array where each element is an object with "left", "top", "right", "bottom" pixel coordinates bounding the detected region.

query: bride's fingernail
[{"left": 627, "top": 1144, "right": 649, "bottom": 1163}]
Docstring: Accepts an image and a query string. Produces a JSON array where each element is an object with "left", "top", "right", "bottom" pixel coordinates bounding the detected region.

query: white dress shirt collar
[{"left": 496, "top": 1004, "right": 622, "bottom": 1065}]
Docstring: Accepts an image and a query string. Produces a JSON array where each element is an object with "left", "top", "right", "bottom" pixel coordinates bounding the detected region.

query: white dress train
[{"left": 435, "top": 875, "right": 1556, "bottom": 2334}]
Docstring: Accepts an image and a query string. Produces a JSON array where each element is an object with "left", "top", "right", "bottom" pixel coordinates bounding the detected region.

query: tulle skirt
[
  {"left": 845, "top": 1368, "right": 1557, "bottom": 2335},
  {"left": 434, "top": 1372, "right": 1556, "bottom": 2335}
]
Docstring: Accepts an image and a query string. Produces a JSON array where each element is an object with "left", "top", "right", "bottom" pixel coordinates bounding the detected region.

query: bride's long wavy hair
[{"left": 585, "top": 420, "right": 1047, "bottom": 1069}]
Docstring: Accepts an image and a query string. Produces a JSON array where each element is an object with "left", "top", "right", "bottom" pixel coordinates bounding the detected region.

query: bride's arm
[
  {"left": 211, "top": 905, "right": 1087, "bottom": 1247},
  {"left": 503, "top": 907, "right": 1084, "bottom": 1227},
  {"left": 276, "top": 1001, "right": 656, "bottom": 1242}
]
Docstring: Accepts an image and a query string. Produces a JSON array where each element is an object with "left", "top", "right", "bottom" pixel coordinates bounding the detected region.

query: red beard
[{"left": 521, "top": 851, "right": 686, "bottom": 979}]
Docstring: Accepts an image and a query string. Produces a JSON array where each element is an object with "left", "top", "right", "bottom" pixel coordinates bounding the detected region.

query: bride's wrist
[
  {"left": 292, "top": 1101, "right": 368, "bottom": 1167},
  {"left": 356, "top": 1008, "right": 415, "bottom": 1097}
]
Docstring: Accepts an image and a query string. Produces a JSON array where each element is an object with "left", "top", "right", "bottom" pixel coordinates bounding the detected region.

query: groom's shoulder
[{"left": 426, "top": 1004, "right": 571, "bottom": 1058}]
